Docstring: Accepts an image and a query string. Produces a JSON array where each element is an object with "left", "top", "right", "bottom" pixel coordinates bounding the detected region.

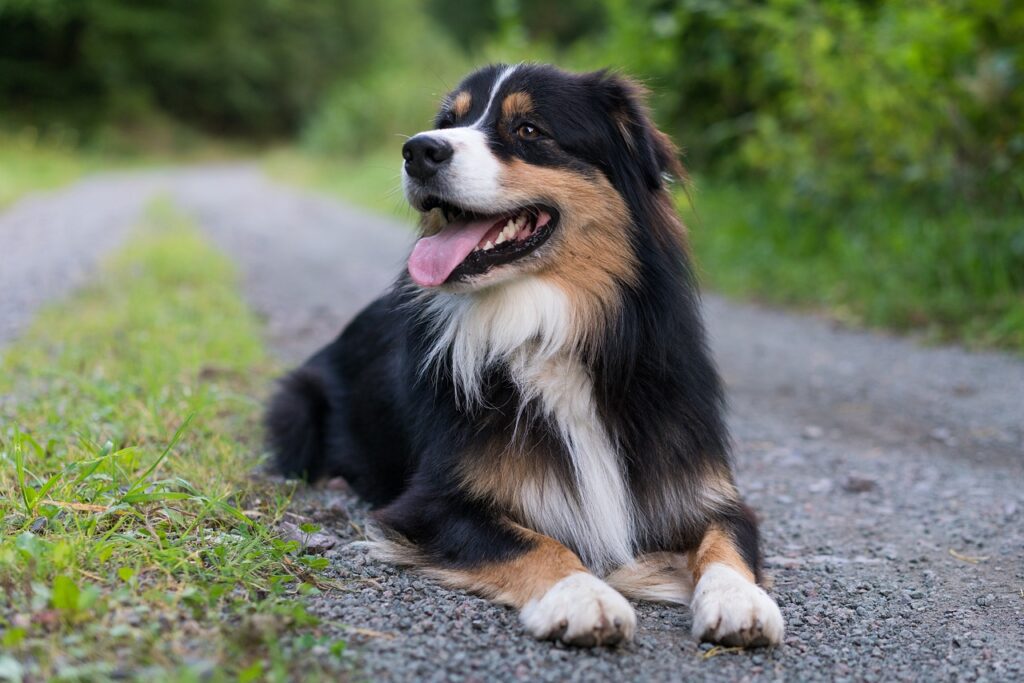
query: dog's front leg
[
  {"left": 374, "top": 497, "right": 635, "bottom": 646},
  {"left": 509, "top": 529, "right": 636, "bottom": 646},
  {"left": 688, "top": 518, "right": 785, "bottom": 647}
]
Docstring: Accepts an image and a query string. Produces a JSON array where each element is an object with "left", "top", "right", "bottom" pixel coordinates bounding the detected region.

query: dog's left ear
[{"left": 587, "top": 71, "right": 685, "bottom": 192}]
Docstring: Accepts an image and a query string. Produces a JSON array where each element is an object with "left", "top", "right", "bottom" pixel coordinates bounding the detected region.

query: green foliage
[
  {"left": 301, "top": 0, "right": 472, "bottom": 156},
  {"left": 425, "top": 0, "right": 606, "bottom": 50},
  {"left": 0, "top": 131, "right": 101, "bottom": 207},
  {"left": 590, "top": 0, "right": 1024, "bottom": 208},
  {"left": 266, "top": 148, "right": 414, "bottom": 220},
  {"left": 680, "top": 180, "right": 1024, "bottom": 350},
  {"left": 3, "top": 0, "right": 1020, "bottom": 347},
  {"left": 0, "top": 203, "right": 349, "bottom": 680},
  {"left": 0, "top": 0, "right": 389, "bottom": 137}
]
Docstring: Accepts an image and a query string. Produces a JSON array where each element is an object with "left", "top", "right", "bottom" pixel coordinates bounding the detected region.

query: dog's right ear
[{"left": 586, "top": 70, "right": 685, "bottom": 193}]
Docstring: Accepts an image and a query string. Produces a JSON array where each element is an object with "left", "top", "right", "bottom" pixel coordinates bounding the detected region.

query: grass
[
  {"left": 0, "top": 132, "right": 104, "bottom": 209},
  {"left": 678, "top": 182, "right": 1024, "bottom": 351},
  {"left": 0, "top": 203, "right": 349, "bottom": 681},
  {"left": 0, "top": 124, "right": 254, "bottom": 210},
  {"left": 275, "top": 150, "right": 1023, "bottom": 353},
  {"left": 265, "top": 148, "right": 416, "bottom": 222}
]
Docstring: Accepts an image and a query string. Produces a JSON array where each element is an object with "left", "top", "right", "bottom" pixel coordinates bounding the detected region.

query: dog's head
[{"left": 402, "top": 63, "right": 683, "bottom": 292}]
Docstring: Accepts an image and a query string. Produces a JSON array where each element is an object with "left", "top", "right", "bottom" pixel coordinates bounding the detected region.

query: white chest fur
[
  {"left": 422, "top": 278, "right": 637, "bottom": 572},
  {"left": 511, "top": 350, "right": 636, "bottom": 572}
]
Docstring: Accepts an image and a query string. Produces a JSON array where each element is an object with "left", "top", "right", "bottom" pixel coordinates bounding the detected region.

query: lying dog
[{"left": 267, "top": 63, "right": 784, "bottom": 648}]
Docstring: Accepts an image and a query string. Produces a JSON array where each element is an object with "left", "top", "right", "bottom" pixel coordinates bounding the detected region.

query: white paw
[
  {"left": 520, "top": 573, "right": 636, "bottom": 647},
  {"left": 690, "top": 563, "right": 784, "bottom": 647}
]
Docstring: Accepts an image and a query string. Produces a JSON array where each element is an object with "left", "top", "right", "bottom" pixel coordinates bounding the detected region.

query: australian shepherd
[{"left": 267, "top": 63, "right": 784, "bottom": 648}]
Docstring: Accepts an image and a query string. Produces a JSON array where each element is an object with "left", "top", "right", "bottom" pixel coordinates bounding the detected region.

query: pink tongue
[{"left": 407, "top": 216, "right": 498, "bottom": 287}]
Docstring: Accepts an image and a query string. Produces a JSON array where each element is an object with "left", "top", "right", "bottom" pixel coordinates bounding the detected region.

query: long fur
[{"left": 266, "top": 62, "right": 761, "bottom": 587}]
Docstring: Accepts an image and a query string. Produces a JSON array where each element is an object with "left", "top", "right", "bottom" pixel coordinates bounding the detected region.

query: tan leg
[
  {"left": 687, "top": 525, "right": 784, "bottom": 647},
  {"left": 424, "top": 527, "right": 636, "bottom": 646}
]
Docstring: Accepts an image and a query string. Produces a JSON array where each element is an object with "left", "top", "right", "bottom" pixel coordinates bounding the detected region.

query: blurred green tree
[{"left": 0, "top": 0, "right": 387, "bottom": 137}]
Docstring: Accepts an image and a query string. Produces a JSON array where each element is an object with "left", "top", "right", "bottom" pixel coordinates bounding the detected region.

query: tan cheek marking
[
  {"left": 452, "top": 91, "right": 472, "bottom": 118},
  {"left": 501, "top": 91, "right": 533, "bottom": 119},
  {"left": 426, "top": 527, "right": 587, "bottom": 608},
  {"left": 498, "top": 160, "right": 638, "bottom": 345},
  {"left": 688, "top": 526, "right": 756, "bottom": 585}
]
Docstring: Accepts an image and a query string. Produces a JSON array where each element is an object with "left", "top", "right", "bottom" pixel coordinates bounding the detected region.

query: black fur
[{"left": 266, "top": 63, "right": 762, "bottom": 577}]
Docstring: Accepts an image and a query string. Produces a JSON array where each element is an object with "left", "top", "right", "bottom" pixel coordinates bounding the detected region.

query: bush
[
  {"left": 0, "top": 0, "right": 390, "bottom": 138},
  {"left": 301, "top": 0, "right": 471, "bottom": 155},
  {"left": 589, "top": 0, "right": 1023, "bottom": 209}
]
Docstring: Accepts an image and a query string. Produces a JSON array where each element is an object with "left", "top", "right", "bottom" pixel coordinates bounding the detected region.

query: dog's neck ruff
[
  {"left": 420, "top": 277, "right": 576, "bottom": 406},
  {"left": 419, "top": 277, "right": 636, "bottom": 572}
]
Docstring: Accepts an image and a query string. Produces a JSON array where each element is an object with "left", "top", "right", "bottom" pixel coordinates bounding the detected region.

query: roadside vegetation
[
  {"left": 266, "top": 148, "right": 411, "bottom": 221},
  {"left": 3, "top": 0, "right": 1021, "bottom": 350},
  {"left": 0, "top": 204, "right": 346, "bottom": 682},
  {"left": 0, "top": 133, "right": 103, "bottom": 208}
]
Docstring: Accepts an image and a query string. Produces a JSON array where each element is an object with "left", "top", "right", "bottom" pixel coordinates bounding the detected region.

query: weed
[{"left": 0, "top": 202, "right": 350, "bottom": 681}]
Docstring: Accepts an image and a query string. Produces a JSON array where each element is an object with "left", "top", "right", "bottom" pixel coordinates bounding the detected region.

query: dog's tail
[
  {"left": 604, "top": 552, "right": 693, "bottom": 606},
  {"left": 265, "top": 366, "right": 332, "bottom": 481}
]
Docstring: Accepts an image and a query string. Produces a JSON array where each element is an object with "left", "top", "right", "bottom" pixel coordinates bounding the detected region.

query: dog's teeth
[
  {"left": 500, "top": 224, "right": 516, "bottom": 241},
  {"left": 484, "top": 240, "right": 494, "bottom": 250},
  {"left": 495, "top": 233, "right": 507, "bottom": 245}
]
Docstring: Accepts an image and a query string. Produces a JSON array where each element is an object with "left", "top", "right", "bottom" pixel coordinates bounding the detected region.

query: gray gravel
[
  {"left": 0, "top": 171, "right": 169, "bottom": 344},
  {"left": 3, "top": 166, "right": 1022, "bottom": 682}
]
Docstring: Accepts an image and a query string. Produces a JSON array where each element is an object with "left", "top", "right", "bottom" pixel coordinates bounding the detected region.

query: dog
[{"left": 266, "top": 63, "right": 784, "bottom": 648}]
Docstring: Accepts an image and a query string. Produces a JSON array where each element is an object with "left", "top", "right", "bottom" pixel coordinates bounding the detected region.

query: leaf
[
  {"left": 39, "top": 500, "right": 109, "bottom": 513},
  {"left": 121, "top": 412, "right": 195, "bottom": 500},
  {"left": 700, "top": 645, "right": 746, "bottom": 660},
  {"left": 119, "top": 491, "right": 193, "bottom": 504},
  {"left": 1, "top": 627, "right": 26, "bottom": 648},
  {"left": 949, "top": 548, "right": 989, "bottom": 564},
  {"left": 51, "top": 575, "right": 80, "bottom": 614},
  {"left": 238, "top": 661, "right": 263, "bottom": 683}
]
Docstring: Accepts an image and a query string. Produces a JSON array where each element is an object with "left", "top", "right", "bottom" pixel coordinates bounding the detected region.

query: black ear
[{"left": 587, "top": 71, "right": 684, "bottom": 192}]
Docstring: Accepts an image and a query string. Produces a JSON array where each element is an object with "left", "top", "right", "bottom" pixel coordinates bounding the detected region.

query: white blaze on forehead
[
  {"left": 401, "top": 65, "right": 521, "bottom": 211},
  {"left": 470, "top": 64, "right": 518, "bottom": 129}
]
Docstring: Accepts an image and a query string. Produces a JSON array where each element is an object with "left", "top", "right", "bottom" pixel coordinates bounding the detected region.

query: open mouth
[{"left": 407, "top": 198, "right": 559, "bottom": 287}]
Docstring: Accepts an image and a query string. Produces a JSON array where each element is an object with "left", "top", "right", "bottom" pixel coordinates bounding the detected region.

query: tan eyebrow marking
[
  {"left": 501, "top": 91, "right": 534, "bottom": 118},
  {"left": 452, "top": 91, "right": 472, "bottom": 118}
]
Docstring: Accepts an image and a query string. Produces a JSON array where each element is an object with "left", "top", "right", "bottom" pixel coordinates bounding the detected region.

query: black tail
[{"left": 265, "top": 366, "right": 331, "bottom": 481}]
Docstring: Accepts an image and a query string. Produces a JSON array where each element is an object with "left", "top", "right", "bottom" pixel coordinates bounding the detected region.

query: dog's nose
[{"left": 402, "top": 135, "right": 454, "bottom": 181}]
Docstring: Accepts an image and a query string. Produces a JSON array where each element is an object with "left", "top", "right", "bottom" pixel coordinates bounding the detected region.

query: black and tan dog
[{"left": 267, "top": 63, "right": 784, "bottom": 648}]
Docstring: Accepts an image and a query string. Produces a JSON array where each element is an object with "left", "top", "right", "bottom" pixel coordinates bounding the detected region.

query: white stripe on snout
[
  {"left": 401, "top": 65, "right": 519, "bottom": 211},
  {"left": 401, "top": 127, "right": 503, "bottom": 210},
  {"left": 470, "top": 65, "right": 517, "bottom": 129}
]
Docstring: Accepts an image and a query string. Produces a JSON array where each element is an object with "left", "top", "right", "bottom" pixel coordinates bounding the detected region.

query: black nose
[{"left": 402, "top": 135, "right": 454, "bottom": 181}]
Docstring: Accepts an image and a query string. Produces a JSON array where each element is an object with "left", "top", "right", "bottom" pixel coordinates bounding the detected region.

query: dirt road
[{"left": 4, "top": 166, "right": 1021, "bottom": 681}]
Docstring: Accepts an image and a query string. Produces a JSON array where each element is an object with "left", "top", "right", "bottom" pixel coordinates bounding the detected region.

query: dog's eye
[
  {"left": 438, "top": 115, "right": 455, "bottom": 129},
  {"left": 516, "top": 123, "right": 542, "bottom": 141}
]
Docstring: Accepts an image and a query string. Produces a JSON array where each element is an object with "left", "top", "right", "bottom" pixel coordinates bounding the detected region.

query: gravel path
[
  {"left": 0, "top": 172, "right": 170, "bottom": 344},
  {"left": 3, "top": 166, "right": 1022, "bottom": 682}
]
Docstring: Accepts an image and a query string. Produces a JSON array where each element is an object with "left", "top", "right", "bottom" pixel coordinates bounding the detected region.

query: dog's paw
[
  {"left": 690, "top": 563, "right": 784, "bottom": 647},
  {"left": 520, "top": 572, "right": 636, "bottom": 647}
]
